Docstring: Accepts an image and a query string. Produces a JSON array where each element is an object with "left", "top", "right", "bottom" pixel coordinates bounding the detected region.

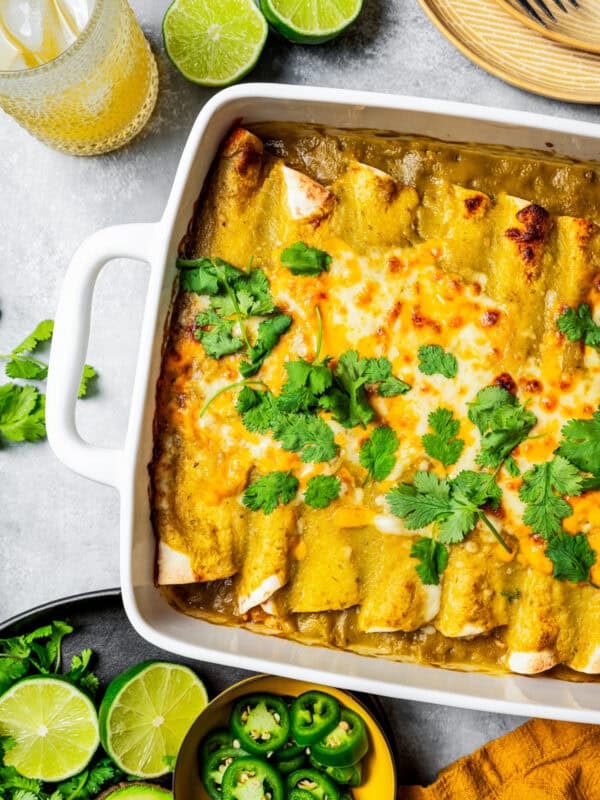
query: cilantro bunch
[{"left": 0, "top": 321, "right": 96, "bottom": 446}]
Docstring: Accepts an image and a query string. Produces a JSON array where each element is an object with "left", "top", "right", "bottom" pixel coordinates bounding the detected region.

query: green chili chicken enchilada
[{"left": 151, "top": 123, "right": 600, "bottom": 679}]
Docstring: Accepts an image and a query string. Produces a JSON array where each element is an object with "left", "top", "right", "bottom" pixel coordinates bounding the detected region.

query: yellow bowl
[{"left": 174, "top": 674, "right": 397, "bottom": 799}]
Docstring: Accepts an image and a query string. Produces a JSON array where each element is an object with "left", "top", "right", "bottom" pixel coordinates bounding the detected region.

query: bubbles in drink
[{"left": 0, "top": 0, "right": 94, "bottom": 70}]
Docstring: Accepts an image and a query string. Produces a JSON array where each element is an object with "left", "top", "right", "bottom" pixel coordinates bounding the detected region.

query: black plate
[{"left": 0, "top": 589, "right": 399, "bottom": 781}]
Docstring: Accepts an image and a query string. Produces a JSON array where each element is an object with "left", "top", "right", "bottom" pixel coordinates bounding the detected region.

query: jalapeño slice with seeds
[
  {"left": 221, "top": 756, "right": 284, "bottom": 800},
  {"left": 311, "top": 709, "right": 368, "bottom": 767},
  {"left": 200, "top": 728, "right": 232, "bottom": 766},
  {"left": 201, "top": 747, "right": 247, "bottom": 800},
  {"left": 290, "top": 691, "right": 341, "bottom": 746},
  {"left": 286, "top": 767, "right": 341, "bottom": 800},
  {"left": 274, "top": 739, "right": 306, "bottom": 773},
  {"left": 230, "top": 693, "right": 290, "bottom": 755}
]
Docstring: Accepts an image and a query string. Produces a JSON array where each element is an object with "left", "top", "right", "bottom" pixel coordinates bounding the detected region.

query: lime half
[
  {"left": 0, "top": 676, "right": 99, "bottom": 781},
  {"left": 99, "top": 661, "right": 208, "bottom": 778},
  {"left": 163, "top": 0, "right": 268, "bottom": 86},
  {"left": 260, "top": 0, "right": 364, "bottom": 43}
]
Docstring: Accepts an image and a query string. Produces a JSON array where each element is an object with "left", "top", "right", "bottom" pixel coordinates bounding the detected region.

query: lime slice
[
  {"left": 260, "top": 0, "right": 364, "bottom": 43},
  {"left": 163, "top": 0, "right": 268, "bottom": 87},
  {"left": 0, "top": 676, "right": 99, "bottom": 781},
  {"left": 99, "top": 661, "right": 208, "bottom": 778}
]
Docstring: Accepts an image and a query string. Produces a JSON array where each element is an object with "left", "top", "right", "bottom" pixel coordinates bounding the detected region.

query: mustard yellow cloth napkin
[{"left": 402, "top": 718, "right": 600, "bottom": 799}]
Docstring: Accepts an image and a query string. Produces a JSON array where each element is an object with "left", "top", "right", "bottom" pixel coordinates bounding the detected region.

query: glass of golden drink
[{"left": 0, "top": 0, "right": 158, "bottom": 155}]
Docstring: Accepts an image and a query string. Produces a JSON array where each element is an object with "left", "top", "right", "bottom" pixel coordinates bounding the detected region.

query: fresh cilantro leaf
[
  {"left": 387, "top": 469, "right": 507, "bottom": 549},
  {"left": 557, "top": 408, "right": 600, "bottom": 477},
  {"left": 211, "top": 268, "right": 276, "bottom": 318},
  {"left": 64, "top": 648, "right": 99, "bottom": 697},
  {"left": 557, "top": 303, "right": 600, "bottom": 352},
  {"left": 281, "top": 242, "right": 332, "bottom": 276},
  {"left": 519, "top": 456, "right": 582, "bottom": 539},
  {"left": 387, "top": 472, "right": 452, "bottom": 529},
  {"left": 410, "top": 537, "right": 448, "bottom": 585},
  {"left": 304, "top": 475, "right": 341, "bottom": 508},
  {"left": 359, "top": 425, "right": 399, "bottom": 481},
  {"left": 242, "top": 471, "right": 299, "bottom": 514},
  {"left": 546, "top": 532, "right": 597, "bottom": 585},
  {"left": 467, "top": 386, "right": 513, "bottom": 434},
  {"left": 236, "top": 388, "right": 275, "bottom": 434},
  {"left": 271, "top": 411, "right": 338, "bottom": 463},
  {"left": 195, "top": 309, "right": 244, "bottom": 359},
  {"left": 0, "top": 384, "right": 46, "bottom": 442},
  {"left": 177, "top": 257, "right": 238, "bottom": 295},
  {"left": 5, "top": 358, "right": 47, "bottom": 380},
  {"left": 78, "top": 365, "right": 97, "bottom": 399},
  {"left": 361, "top": 357, "right": 392, "bottom": 383},
  {"left": 360, "top": 357, "right": 411, "bottom": 396},
  {"left": 468, "top": 386, "right": 537, "bottom": 469},
  {"left": 283, "top": 358, "right": 333, "bottom": 398},
  {"left": 0, "top": 767, "right": 42, "bottom": 795},
  {"left": 422, "top": 408, "right": 464, "bottom": 468},
  {"left": 38, "top": 620, "right": 73, "bottom": 671},
  {"left": 328, "top": 351, "right": 374, "bottom": 428},
  {"left": 0, "top": 734, "right": 16, "bottom": 757},
  {"left": 57, "top": 758, "right": 122, "bottom": 800},
  {"left": 505, "top": 455, "right": 521, "bottom": 477},
  {"left": 163, "top": 755, "right": 177, "bottom": 771},
  {"left": 13, "top": 320, "right": 54, "bottom": 355},
  {"left": 240, "top": 314, "right": 292, "bottom": 377},
  {"left": 0, "top": 658, "right": 29, "bottom": 695},
  {"left": 378, "top": 376, "right": 411, "bottom": 397},
  {"left": 13, "top": 789, "right": 41, "bottom": 800},
  {"left": 417, "top": 344, "right": 458, "bottom": 379}
]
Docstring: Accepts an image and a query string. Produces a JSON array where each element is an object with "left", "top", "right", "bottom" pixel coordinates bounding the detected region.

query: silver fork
[{"left": 514, "top": 0, "right": 579, "bottom": 26}]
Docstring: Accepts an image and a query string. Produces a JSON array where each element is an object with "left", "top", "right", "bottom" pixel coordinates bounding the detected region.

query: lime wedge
[
  {"left": 99, "top": 661, "right": 208, "bottom": 778},
  {"left": 260, "top": 0, "right": 364, "bottom": 43},
  {"left": 0, "top": 676, "right": 99, "bottom": 781},
  {"left": 163, "top": 0, "right": 268, "bottom": 86}
]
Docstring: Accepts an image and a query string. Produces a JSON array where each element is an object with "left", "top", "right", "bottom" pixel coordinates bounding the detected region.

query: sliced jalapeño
[
  {"left": 290, "top": 691, "right": 341, "bottom": 746},
  {"left": 221, "top": 756, "right": 284, "bottom": 800},
  {"left": 311, "top": 708, "right": 369, "bottom": 767},
  {"left": 230, "top": 693, "right": 290, "bottom": 755}
]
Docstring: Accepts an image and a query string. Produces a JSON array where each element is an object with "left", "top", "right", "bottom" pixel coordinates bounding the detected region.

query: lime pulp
[
  {"left": 99, "top": 661, "right": 208, "bottom": 778},
  {"left": 163, "top": 0, "right": 268, "bottom": 87},
  {"left": 260, "top": 0, "right": 364, "bottom": 43},
  {"left": 0, "top": 676, "right": 99, "bottom": 781}
]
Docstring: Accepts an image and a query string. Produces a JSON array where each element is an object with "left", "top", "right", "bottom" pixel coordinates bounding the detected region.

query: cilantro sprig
[
  {"left": 387, "top": 469, "right": 510, "bottom": 553},
  {"left": 545, "top": 532, "right": 597, "bottom": 586},
  {"left": 280, "top": 242, "right": 332, "bottom": 276},
  {"left": 519, "top": 456, "right": 582, "bottom": 539},
  {"left": 417, "top": 345, "right": 458, "bottom": 379},
  {"left": 557, "top": 303, "right": 600, "bottom": 352},
  {"left": 467, "top": 386, "right": 537, "bottom": 469},
  {"left": 0, "top": 321, "right": 97, "bottom": 446},
  {"left": 242, "top": 471, "right": 299, "bottom": 514},
  {"left": 422, "top": 408, "right": 464, "bottom": 468},
  {"left": 179, "top": 256, "right": 291, "bottom": 376},
  {"left": 304, "top": 475, "right": 341, "bottom": 509},
  {"left": 359, "top": 425, "right": 399, "bottom": 481},
  {"left": 557, "top": 408, "right": 600, "bottom": 483},
  {"left": 410, "top": 537, "right": 448, "bottom": 585}
]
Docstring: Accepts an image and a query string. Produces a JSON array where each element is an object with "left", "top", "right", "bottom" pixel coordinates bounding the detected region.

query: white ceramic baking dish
[{"left": 46, "top": 83, "right": 600, "bottom": 723}]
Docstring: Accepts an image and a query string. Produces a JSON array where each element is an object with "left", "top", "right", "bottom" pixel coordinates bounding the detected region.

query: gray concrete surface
[{"left": 1, "top": 0, "right": 597, "bottom": 785}]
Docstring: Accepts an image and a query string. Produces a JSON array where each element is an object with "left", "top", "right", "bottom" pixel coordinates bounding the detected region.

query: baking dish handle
[{"left": 46, "top": 223, "right": 156, "bottom": 489}]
